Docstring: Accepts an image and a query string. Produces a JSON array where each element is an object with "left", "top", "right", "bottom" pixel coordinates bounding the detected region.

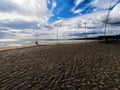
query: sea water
[{"left": 0, "top": 39, "right": 83, "bottom": 47}]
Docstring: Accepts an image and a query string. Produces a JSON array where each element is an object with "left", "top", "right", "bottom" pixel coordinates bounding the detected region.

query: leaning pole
[
  {"left": 84, "top": 22, "right": 87, "bottom": 39},
  {"left": 56, "top": 20, "right": 63, "bottom": 44},
  {"left": 104, "top": 4, "right": 112, "bottom": 42}
]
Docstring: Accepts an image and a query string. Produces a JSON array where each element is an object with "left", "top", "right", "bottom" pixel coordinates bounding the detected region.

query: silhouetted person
[{"left": 35, "top": 40, "right": 38, "bottom": 45}]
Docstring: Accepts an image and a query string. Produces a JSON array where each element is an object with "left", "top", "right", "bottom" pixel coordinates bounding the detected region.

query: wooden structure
[{"left": 98, "top": 35, "right": 120, "bottom": 44}]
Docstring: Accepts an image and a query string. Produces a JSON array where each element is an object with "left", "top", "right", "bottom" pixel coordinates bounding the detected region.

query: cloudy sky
[{"left": 0, "top": 0, "right": 120, "bottom": 39}]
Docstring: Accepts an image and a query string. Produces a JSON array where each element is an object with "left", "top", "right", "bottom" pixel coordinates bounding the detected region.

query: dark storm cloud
[
  {"left": 44, "top": 25, "right": 54, "bottom": 30},
  {"left": 0, "top": 27, "right": 8, "bottom": 30},
  {"left": 102, "top": 17, "right": 120, "bottom": 26},
  {"left": 0, "top": 31, "right": 6, "bottom": 37},
  {"left": 0, "top": 20, "right": 41, "bottom": 30},
  {"left": 0, "top": 0, "right": 19, "bottom": 12},
  {"left": 67, "top": 31, "right": 103, "bottom": 37},
  {"left": 108, "top": 22, "right": 120, "bottom": 26}
]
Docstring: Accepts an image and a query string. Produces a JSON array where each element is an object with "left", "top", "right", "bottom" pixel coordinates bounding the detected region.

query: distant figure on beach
[{"left": 35, "top": 40, "right": 38, "bottom": 45}]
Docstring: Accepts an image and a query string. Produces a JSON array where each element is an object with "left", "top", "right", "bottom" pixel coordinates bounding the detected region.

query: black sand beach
[{"left": 0, "top": 42, "right": 120, "bottom": 90}]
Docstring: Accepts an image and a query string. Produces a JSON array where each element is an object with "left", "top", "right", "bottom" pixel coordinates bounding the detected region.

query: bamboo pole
[
  {"left": 56, "top": 20, "right": 63, "bottom": 43},
  {"left": 84, "top": 22, "right": 87, "bottom": 39},
  {"left": 104, "top": 3, "right": 112, "bottom": 42}
]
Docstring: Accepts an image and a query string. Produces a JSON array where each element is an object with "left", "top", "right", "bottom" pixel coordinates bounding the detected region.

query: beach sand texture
[{"left": 0, "top": 42, "right": 120, "bottom": 90}]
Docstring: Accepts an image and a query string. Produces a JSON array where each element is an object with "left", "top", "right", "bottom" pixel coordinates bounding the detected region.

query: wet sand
[{"left": 0, "top": 42, "right": 120, "bottom": 90}]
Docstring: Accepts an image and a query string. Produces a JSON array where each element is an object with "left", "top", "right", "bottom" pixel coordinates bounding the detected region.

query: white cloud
[
  {"left": 52, "top": 0, "right": 57, "bottom": 8},
  {"left": 0, "top": 0, "right": 120, "bottom": 40},
  {"left": 110, "top": 3, "right": 120, "bottom": 23},
  {"left": 0, "top": 0, "right": 52, "bottom": 39},
  {"left": 47, "top": 0, "right": 57, "bottom": 17},
  {"left": 73, "top": 9, "right": 82, "bottom": 14},
  {"left": 0, "top": 12, "right": 36, "bottom": 22},
  {"left": 47, "top": 0, "right": 51, "bottom": 4},
  {"left": 72, "top": 0, "right": 83, "bottom": 14},
  {"left": 53, "top": 5, "right": 120, "bottom": 39},
  {"left": 0, "top": 0, "right": 49, "bottom": 23},
  {"left": 10, "top": 0, "right": 48, "bottom": 16},
  {"left": 75, "top": 0, "right": 83, "bottom": 7},
  {"left": 90, "top": 0, "right": 118, "bottom": 9},
  {"left": 1, "top": 29, "right": 34, "bottom": 39}
]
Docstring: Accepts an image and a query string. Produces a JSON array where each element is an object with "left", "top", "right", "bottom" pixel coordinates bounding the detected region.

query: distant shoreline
[{"left": 0, "top": 40, "right": 95, "bottom": 52}]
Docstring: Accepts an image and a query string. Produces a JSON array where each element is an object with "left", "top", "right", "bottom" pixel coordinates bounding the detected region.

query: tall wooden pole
[
  {"left": 57, "top": 27, "right": 58, "bottom": 43},
  {"left": 104, "top": 8, "right": 111, "bottom": 42},
  {"left": 84, "top": 22, "right": 87, "bottom": 39},
  {"left": 56, "top": 20, "right": 63, "bottom": 43},
  {"left": 34, "top": 29, "right": 38, "bottom": 45},
  {"left": 104, "top": 2, "right": 112, "bottom": 42}
]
